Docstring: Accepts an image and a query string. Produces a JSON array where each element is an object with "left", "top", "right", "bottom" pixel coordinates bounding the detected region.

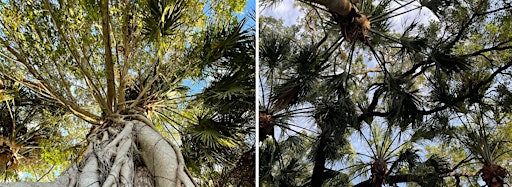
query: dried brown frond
[
  {"left": 259, "top": 112, "right": 275, "bottom": 141},
  {"left": 271, "top": 86, "right": 300, "bottom": 111},
  {"left": 332, "top": 9, "right": 371, "bottom": 42},
  {"left": 481, "top": 163, "right": 508, "bottom": 187}
]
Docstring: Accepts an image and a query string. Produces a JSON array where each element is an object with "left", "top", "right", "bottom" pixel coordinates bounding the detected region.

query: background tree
[
  {"left": 0, "top": 77, "right": 80, "bottom": 181},
  {"left": 259, "top": 0, "right": 512, "bottom": 186},
  {"left": 0, "top": 0, "right": 253, "bottom": 186}
]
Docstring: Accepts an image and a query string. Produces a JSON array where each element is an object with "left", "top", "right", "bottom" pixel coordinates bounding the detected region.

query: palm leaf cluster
[
  {"left": 143, "top": 0, "right": 187, "bottom": 41},
  {"left": 0, "top": 77, "right": 79, "bottom": 181},
  {"left": 141, "top": 16, "right": 256, "bottom": 186}
]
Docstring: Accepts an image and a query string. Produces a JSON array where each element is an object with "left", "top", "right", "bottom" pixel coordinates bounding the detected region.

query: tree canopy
[
  {"left": 0, "top": 0, "right": 254, "bottom": 186},
  {"left": 259, "top": 0, "right": 511, "bottom": 186}
]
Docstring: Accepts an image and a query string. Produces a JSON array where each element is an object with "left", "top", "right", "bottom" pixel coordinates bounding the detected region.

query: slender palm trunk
[{"left": 311, "top": 132, "right": 328, "bottom": 187}]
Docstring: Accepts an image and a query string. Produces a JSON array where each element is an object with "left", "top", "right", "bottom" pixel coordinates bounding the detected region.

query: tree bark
[
  {"left": 0, "top": 118, "right": 195, "bottom": 187},
  {"left": 311, "top": 132, "right": 328, "bottom": 187},
  {"left": 100, "top": 0, "right": 116, "bottom": 113},
  {"left": 306, "top": 0, "right": 353, "bottom": 16}
]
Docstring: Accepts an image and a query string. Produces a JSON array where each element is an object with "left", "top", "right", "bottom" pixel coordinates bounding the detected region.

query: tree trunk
[
  {"left": 0, "top": 118, "right": 195, "bottom": 187},
  {"left": 311, "top": 132, "right": 328, "bottom": 187},
  {"left": 307, "top": 0, "right": 353, "bottom": 16},
  {"left": 305, "top": 0, "right": 370, "bottom": 42}
]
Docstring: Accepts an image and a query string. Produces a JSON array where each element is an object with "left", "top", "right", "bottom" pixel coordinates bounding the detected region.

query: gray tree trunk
[{"left": 0, "top": 119, "right": 195, "bottom": 187}]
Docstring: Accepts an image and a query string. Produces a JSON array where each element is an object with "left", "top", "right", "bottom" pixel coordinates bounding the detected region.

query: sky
[{"left": 260, "top": 0, "right": 303, "bottom": 26}]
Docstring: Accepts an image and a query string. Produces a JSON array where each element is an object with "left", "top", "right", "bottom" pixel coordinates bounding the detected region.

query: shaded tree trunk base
[{"left": 0, "top": 119, "right": 195, "bottom": 187}]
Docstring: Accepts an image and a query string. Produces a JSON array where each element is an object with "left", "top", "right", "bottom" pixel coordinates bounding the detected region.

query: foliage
[{"left": 0, "top": 0, "right": 253, "bottom": 185}]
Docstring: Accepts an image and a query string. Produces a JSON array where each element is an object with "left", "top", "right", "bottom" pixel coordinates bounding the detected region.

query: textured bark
[
  {"left": 481, "top": 163, "right": 508, "bottom": 187},
  {"left": 135, "top": 122, "right": 195, "bottom": 187},
  {"left": 0, "top": 119, "right": 195, "bottom": 187},
  {"left": 100, "top": 0, "right": 116, "bottom": 113},
  {"left": 307, "top": 0, "right": 353, "bottom": 16},
  {"left": 306, "top": 0, "right": 370, "bottom": 42},
  {"left": 258, "top": 112, "right": 274, "bottom": 141}
]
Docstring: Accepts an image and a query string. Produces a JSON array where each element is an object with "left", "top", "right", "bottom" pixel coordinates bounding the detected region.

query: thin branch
[
  {"left": 128, "top": 61, "right": 161, "bottom": 109},
  {"left": 30, "top": 15, "right": 75, "bottom": 102},
  {"left": 36, "top": 164, "right": 55, "bottom": 182},
  {"left": 475, "top": 5, "right": 512, "bottom": 16},
  {"left": 448, "top": 155, "right": 474, "bottom": 173},
  {"left": 421, "top": 60, "right": 512, "bottom": 115},
  {"left": 462, "top": 45, "right": 512, "bottom": 58},
  {"left": 0, "top": 38, "right": 101, "bottom": 125},
  {"left": 117, "top": 0, "right": 132, "bottom": 112},
  {"left": 370, "top": 0, "right": 416, "bottom": 21},
  {"left": 42, "top": 0, "right": 108, "bottom": 111},
  {"left": 375, "top": 7, "right": 420, "bottom": 23}
]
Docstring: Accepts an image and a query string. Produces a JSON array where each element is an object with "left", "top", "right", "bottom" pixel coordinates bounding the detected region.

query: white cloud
[
  {"left": 260, "top": 0, "right": 304, "bottom": 26},
  {"left": 388, "top": 2, "right": 438, "bottom": 33}
]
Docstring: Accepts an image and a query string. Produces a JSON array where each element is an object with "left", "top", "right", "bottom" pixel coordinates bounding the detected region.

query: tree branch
[
  {"left": 0, "top": 38, "right": 101, "bottom": 125},
  {"left": 42, "top": 0, "right": 108, "bottom": 112},
  {"left": 100, "top": 0, "right": 116, "bottom": 113},
  {"left": 420, "top": 60, "right": 512, "bottom": 115},
  {"left": 357, "top": 88, "right": 384, "bottom": 123},
  {"left": 117, "top": 0, "right": 132, "bottom": 112},
  {"left": 462, "top": 45, "right": 512, "bottom": 58}
]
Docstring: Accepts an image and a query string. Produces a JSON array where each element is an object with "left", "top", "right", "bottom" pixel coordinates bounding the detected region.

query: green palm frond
[
  {"left": 271, "top": 45, "right": 327, "bottom": 110},
  {"left": 425, "top": 154, "right": 451, "bottom": 174},
  {"left": 420, "top": 0, "right": 459, "bottom": 17},
  {"left": 323, "top": 169, "right": 350, "bottom": 187},
  {"left": 201, "top": 68, "right": 254, "bottom": 113},
  {"left": 142, "top": 0, "right": 186, "bottom": 41},
  {"left": 454, "top": 106, "right": 511, "bottom": 167},
  {"left": 495, "top": 84, "right": 512, "bottom": 113},
  {"left": 259, "top": 136, "right": 312, "bottom": 187},
  {"left": 378, "top": 75, "right": 422, "bottom": 129},
  {"left": 430, "top": 69, "right": 458, "bottom": 104},
  {"left": 260, "top": 33, "right": 292, "bottom": 70},
  {"left": 410, "top": 112, "right": 454, "bottom": 141},
  {"left": 389, "top": 148, "right": 420, "bottom": 173},
  {"left": 200, "top": 18, "right": 251, "bottom": 63},
  {"left": 350, "top": 123, "right": 416, "bottom": 181},
  {"left": 429, "top": 50, "right": 470, "bottom": 73},
  {"left": 399, "top": 29, "right": 428, "bottom": 53},
  {"left": 186, "top": 110, "right": 244, "bottom": 149}
]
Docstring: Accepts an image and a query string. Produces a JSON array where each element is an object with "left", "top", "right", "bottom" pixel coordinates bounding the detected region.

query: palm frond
[{"left": 142, "top": 0, "right": 187, "bottom": 42}]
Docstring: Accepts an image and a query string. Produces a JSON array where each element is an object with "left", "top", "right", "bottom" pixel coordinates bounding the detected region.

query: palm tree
[
  {"left": 455, "top": 106, "right": 510, "bottom": 187},
  {"left": 260, "top": 0, "right": 512, "bottom": 186},
  {"left": 260, "top": 135, "right": 313, "bottom": 187},
  {"left": 0, "top": 78, "right": 75, "bottom": 180}
]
